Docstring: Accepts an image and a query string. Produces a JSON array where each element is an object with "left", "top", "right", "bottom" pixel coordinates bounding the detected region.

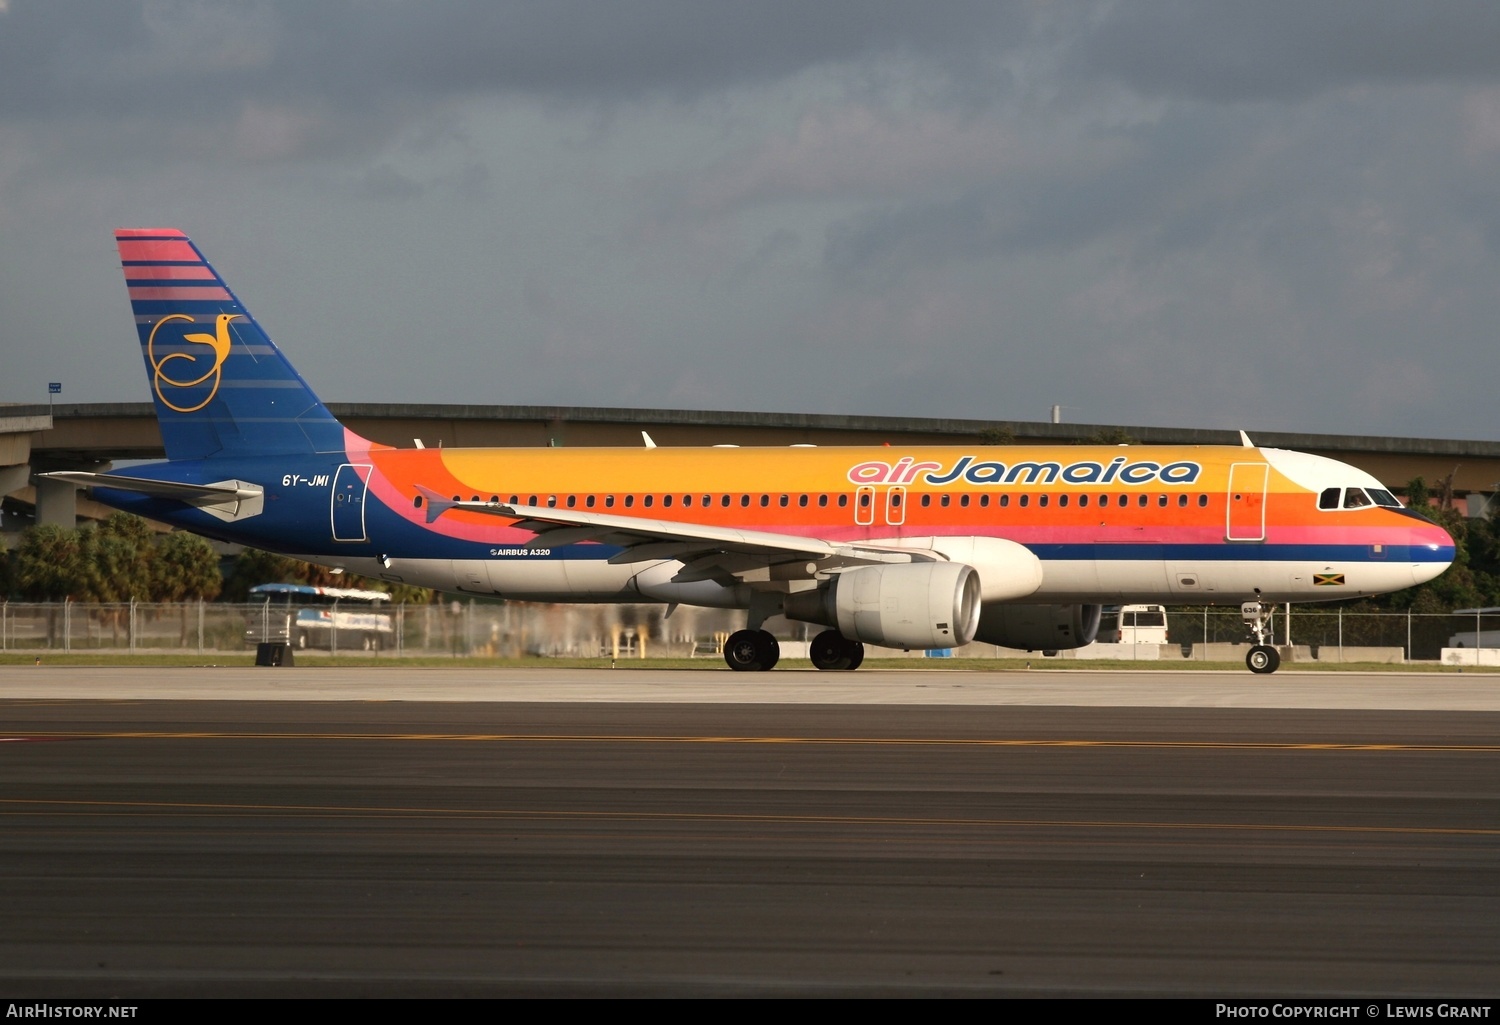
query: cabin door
[
  {"left": 331, "top": 463, "right": 372, "bottom": 542},
  {"left": 1226, "top": 463, "right": 1269, "bottom": 542}
]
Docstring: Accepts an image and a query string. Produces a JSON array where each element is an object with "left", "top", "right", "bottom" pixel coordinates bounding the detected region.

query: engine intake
[{"left": 784, "top": 562, "right": 981, "bottom": 649}]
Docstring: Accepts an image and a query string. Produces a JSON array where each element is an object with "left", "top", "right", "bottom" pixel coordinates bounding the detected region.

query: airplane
[{"left": 41, "top": 228, "right": 1456, "bottom": 674}]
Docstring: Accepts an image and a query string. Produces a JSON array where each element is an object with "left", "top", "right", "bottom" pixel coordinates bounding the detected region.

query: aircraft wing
[{"left": 415, "top": 486, "right": 925, "bottom": 575}]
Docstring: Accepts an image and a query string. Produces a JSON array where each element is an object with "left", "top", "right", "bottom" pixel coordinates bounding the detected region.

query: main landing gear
[
  {"left": 721, "top": 628, "right": 866, "bottom": 671},
  {"left": 810, "top": 630, "right": 864, "bottom": 671},
  {"left": 724, "top": 629, "right": 780, "bottom": 672},
  {"left": 1241, "top": 600, "right": 1281, "bottom": 674}
]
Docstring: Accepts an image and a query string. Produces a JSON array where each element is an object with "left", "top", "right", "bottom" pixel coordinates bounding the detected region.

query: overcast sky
[{"left": 3, "top": 1, "right": 1500, "bottom": 440}]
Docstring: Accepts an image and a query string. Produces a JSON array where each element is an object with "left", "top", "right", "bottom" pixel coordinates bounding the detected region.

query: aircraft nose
[{"left": 1410, "top": 520, "right": 1457, "bottom": 586}]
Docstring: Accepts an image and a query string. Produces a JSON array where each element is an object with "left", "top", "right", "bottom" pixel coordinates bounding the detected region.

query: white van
[{"left": 1097, "top": 604, "right": 1170, "bottom": 645}]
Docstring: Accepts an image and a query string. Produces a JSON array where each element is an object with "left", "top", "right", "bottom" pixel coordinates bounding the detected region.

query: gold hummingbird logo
[{"left": 146, "top": 313, "right": 240, "bottom": 412}]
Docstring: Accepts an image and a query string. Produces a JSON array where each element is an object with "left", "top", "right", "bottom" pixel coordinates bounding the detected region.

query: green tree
[
  {"left": 85, "top": 513, "right": 155, "bottom": 602},
  {"left": 153, "top": 532, "right": 223, "bottom": 602},
  {"left": 12, "top": 524, "right": 87, "bottom": 600}
]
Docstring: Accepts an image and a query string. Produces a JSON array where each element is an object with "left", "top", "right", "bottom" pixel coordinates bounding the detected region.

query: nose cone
[{"left": 1410, "top": 520, "right": 1457, "bottom": 586}]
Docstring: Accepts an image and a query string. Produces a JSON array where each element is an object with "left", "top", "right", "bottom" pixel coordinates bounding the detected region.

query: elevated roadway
[{"left": 6, "top": 401, "right": 1500, "bottom": 527}]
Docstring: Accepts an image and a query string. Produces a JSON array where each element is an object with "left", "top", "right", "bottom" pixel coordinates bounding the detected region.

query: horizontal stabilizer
[{"left": 38, "top": 471, "right": 265, "bottom": 522}]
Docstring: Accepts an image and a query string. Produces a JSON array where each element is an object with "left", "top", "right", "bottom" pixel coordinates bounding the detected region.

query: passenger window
[
  {"left": 605, "top": 495, "right": 615, "bottom": 508},
  {"left": 1158, "top": 495, "right": 1167, "bottom": 507},
  {"left": 566, "top": 495, "right": 576, "bottom": 508},
  {"left": 940, "top": 495, "right": 950, "bottom": 507},
  {"left": 1000, "top": 495, "right": 1009, "bottom": 507},
  {"left": 586, "top": 495, "right": 595, "bottom": 508},
  {"left": 1319, "top": 487, "right": 1341, "bottom": 510},
  {"left": 1039, "top": 495, "right": 1049, "bottom": 508},
  {"left": 1059, "top": 494, "right": 1069, "bottom": 508},
  {"left": 859, "top": 493, "right": 870, "bottom": 507},
  {"left": 681, "top": 495, "right": 690, "bottom": 507},
  {"left": 624, "top": 495, "right": 634, "bottom": 508},
  {"left": 1019, "top": 495, "right": 1029, "bottom": 507},
  {"left": 818, "top": 495, "right": 828, "bottom": 507},
  {"left": 921, "top": 494, "right": 931, "bottom": 507},
  {"left": 721, "top": 495, "right": 730, "bottom": 507},
  {"left": 760, "top": 494, "right": 770, "bottom": 507},
  {"left": 960, "top": 494, "right": 970, "bottom": 507},
  {"left": 980, "top": 495, "right": 989, "bottom": 507},
  {"left": 1120, "top": 495, "right": 1129, "bottom": 508},
  {"left": 1198, "top": 494, "right": 1207, "bottom": 507},
  {"left": 662, "top": 495, "right": 672, "bottom": 507},
  {"left": 741, "top": 495, "right": 750, "bottom": 507},
  {"left": 643, "top": 495, "right": 653, "bottom": 508},
  {"left": 779, "top": 495, "right": 788, "bottom": 507},
  {"left": 838, "top": 495, "right": 848, "bottom": 507},
  {"left": 799, "top": 495, "right": 808, "bottom": 507},
  {"left": 1137, "top": 494, "right": 1146, "bottom": 508},
  {"left": 1079, "top": 494, "right": 1089, "bottom": 508},
  {"left": 891, "top": 493, "right": 902, "bottom": 507},
  {"left": 1177, "top": 494, "right": 1187, "bottom": 508}
]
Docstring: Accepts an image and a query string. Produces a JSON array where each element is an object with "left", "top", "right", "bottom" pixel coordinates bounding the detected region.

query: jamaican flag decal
[{"left": 1314, "top": 573, "right": 1346, "bottom": 586}]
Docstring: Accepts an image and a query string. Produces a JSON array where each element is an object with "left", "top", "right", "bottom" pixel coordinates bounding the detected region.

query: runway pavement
[
  {"left": 3, "top": 663, "right": 1500, "bottom": 709},
  {"left": 2, "top": 667, "right": 1498, "bottom": 997}
]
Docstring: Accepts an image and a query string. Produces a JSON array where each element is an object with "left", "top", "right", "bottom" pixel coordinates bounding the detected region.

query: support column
[{"left": 34, "top": 476, "right": 78, "bottom": 529}]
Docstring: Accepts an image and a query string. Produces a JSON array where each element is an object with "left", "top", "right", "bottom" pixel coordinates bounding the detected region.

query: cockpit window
[
  {"left": 1318, "top": 487, "right": 1341, "bottom": 510},
  {"left": 1368, "top": 488, "right": 1401, "bottom": 508},
  {"left": 1343, "top": 488, "right": 1373, "bottom": 509}
]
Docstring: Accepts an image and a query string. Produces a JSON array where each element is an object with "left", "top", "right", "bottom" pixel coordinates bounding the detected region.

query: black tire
[
  {"left": 845, "top": 641, "right": 864, "bottom": 671},
  {"left": 725, "top": 629, "right": 764, "bottom": 671},
  {"left": 1246, "top": 645, "right": 1281, "bottom": 674},
  {"left": 757, "top": 632, "right": 780, "bottom": 671},
  {"left": 810, "top": 630, "right": 852, "bottom": 671}
]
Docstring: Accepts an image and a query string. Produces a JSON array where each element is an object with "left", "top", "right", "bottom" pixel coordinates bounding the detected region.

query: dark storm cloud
[
  {"left": 0, "top": 0, "right": 1022, "bottom": 123},
  {"left": 1074, "top": 1, "right": 1500, "bottom": 102},
  {"left": 823, "top": 108, "right": 1246, "bottom": 280}
]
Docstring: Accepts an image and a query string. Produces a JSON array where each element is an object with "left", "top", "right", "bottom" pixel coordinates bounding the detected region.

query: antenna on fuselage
[{"left": 1239, "top": 430, "right": 1254, "bottom": 448}]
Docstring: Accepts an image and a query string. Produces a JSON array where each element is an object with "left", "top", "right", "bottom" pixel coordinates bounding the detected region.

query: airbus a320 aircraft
[{"left": 44, "top": 229, "right": 1455, "bottom": 674}]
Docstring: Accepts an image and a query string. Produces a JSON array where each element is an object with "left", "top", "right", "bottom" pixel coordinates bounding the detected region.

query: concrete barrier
[
  {"left": 1440, "top": 647, "right": 1500, "bottom": 666},
  {"left": 1314, "top": 646, "right": 1406, "bottom": 664}
]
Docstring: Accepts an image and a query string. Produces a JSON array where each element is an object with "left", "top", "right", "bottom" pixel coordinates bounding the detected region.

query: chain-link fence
[
  {"left": 0, "top": 600, "right": 746, "bottom": 659},
  {"left": 4, "top": 600, "right": 1499, "bottom": 663}
]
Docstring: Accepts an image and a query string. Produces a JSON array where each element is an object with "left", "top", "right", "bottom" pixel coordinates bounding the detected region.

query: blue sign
[{"left": 48, "top": 382, "right": 61, "bottom": 394}]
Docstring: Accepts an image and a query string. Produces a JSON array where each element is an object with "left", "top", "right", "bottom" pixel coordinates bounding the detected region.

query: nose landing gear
[{"left": 1241, "top": 600, "right": 1281, "bottom": 674}]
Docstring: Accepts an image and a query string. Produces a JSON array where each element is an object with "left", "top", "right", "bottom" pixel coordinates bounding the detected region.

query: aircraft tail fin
[{"left": 116, "top": 228, "right": 349, "bottom": 461}]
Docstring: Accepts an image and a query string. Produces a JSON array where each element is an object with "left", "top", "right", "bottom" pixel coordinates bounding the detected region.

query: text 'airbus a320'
[{"left": 43, "top": 229, "right": 1456, "bottom": 674}]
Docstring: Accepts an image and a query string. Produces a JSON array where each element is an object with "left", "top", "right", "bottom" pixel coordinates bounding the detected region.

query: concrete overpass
[{"left": 5, "top": 401, "right": 1500, "bottom": 528}]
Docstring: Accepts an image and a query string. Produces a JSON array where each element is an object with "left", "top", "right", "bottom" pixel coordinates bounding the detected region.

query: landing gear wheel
[
  {"left": 1246, "top": 645, "right": 1281, "bottom": 674},
  {"left": 725, "top": 629, "right": 780, "bottom": 672},
  {"left": 810, "top": 630, "right": 864, "bottom": 671},
  {"left": 758, "top": 632, "right": 780, "bottom": 671}
]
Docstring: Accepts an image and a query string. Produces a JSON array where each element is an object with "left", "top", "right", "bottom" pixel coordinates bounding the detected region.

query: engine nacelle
[
  {"left": 971, "top": 603, "right": 1102, "bottom": 651},
  {"left": 783, "top": 562, "right": 982, "bottom": 649}
]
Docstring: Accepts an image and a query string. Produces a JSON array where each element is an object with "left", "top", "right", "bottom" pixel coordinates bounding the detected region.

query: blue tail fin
[{"left": 116, "top": 228, "right": 347, "bottom": 461}]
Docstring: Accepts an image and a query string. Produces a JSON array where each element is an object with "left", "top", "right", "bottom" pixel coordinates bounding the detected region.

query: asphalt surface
[{"left": 1, "top": 668, "right": 1497, "bottom": 997}]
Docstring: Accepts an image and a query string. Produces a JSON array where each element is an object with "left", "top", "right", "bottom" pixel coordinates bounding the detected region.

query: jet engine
[
  {"left": 783, "top": 562, "right": 981, "bottom": 649},
  {"left": 971, "top": 603, "right": 1102, "bottom": 651}
]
